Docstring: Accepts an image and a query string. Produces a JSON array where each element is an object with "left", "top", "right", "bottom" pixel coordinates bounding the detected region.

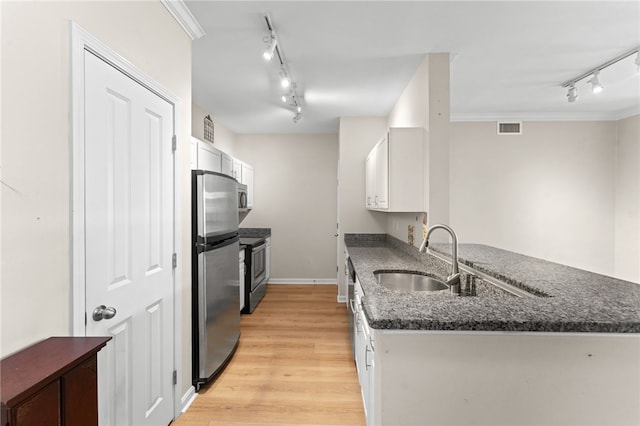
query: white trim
[
  {"left": 161, "top": 0, "right": 206, "bottom": 40},
  {"left": 451, "top": 108, "right": 640, "bottom": 122},
  {"left": 267, "top": 278, "right": 337, "bottom": 285},
  {"left": 180, "top": 386, "right": 197, "bottom": 414},
  {"left": 337, "top": 295, "right": 347, "bottom": 303},
  {"left": 70, "top": 21, "right": 183, "bottom": 421}
]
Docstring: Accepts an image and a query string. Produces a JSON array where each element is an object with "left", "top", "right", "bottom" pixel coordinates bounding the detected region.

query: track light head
[
  {"left": 280, "top": 74, "right": 291, "bottom": 88},
  {"left": 566, "top": 84, "right": 578, "bottom": 103},
  {"left": 263, "top": 33, "right": 277, "bottom": 61},
  {"left": 587, "top": 70, "right": 604, "bottom": 93},
  {"left": 292, "top": 112, "right": 302, "bottom": 123}
]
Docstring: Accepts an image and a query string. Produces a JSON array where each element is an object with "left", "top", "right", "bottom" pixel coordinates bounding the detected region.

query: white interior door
[{"left": 83, "top": 50, "right": 175, "bottom": 426}]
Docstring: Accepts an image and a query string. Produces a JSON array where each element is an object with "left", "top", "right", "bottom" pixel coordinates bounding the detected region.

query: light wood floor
[{"left": 174, "top": 284, "right": 366, "bottom": 426}]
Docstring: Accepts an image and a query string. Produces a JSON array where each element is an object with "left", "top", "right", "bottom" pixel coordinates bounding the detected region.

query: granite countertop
[
  {"left": 239, "top": 227, "right": 271, "bottom": 238},
  {"left": 345, "top": 234, "right": 640, "bottom": 333}
]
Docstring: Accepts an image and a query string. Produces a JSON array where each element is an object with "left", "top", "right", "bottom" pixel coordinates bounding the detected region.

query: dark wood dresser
[{"left": 1, "top": 337, "right": 111, "bottom": 426}]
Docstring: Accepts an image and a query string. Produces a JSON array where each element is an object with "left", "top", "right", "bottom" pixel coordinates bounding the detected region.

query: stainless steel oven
[{"left": 240, "top": 237, "right": 266, "bottom": 313}]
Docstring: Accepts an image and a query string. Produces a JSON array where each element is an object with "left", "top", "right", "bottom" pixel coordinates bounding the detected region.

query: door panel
[{"left": 84, "top": 50, "right": 174, "bottom": 426}]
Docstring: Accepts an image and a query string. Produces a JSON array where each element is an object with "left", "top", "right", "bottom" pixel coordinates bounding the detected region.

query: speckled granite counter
[
  {"left": 239, "top": 227, "right": 271, "bottom": 238},
  {"left": 345, "top": 234, "right": 640, "bottom": 333}
]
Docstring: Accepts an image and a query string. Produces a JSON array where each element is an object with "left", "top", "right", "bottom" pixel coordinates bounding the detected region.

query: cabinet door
[
  {"left": 365, "top": 151, "right": 376, "bottom": 208},
  {"left": 233, "top": 159, "right": 243, "bottom": 181},
  {"left": 197, "top": 142, "right": 222, "bottom": 173},
  {"left": 374, "top": 135, "right": 389, "bottom": 209},
  {"left": 242, "top": 164, "right": 254, "bottom": 209},
  {"left": 355, "top": 308, "right": 370, "bottom": 421},
  {"left": 63, "top": 356, "right": 99, "bottom": 426},
  {"left": 13, "top": 381, "right": 60, "bottom": 426},
  {"left": 221, "top": 153, "right": 233, "bottom": 177}
]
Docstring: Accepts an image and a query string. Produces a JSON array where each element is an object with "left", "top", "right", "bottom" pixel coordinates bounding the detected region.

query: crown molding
[
  {"left": 451, "top": 108, "right": 639, "bottom": 123},
  {"left": 161, "top": 0, "right": 205, "bottom": 40}
]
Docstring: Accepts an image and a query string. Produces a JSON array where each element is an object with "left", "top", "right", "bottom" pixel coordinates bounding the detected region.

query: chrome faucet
[{"left": 419, "top": 224, "right": 461, "bottom": 293}]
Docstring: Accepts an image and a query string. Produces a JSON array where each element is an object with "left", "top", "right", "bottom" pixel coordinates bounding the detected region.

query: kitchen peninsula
[{"left": 345, "top": 233, "right": 640, "bottom": 426}]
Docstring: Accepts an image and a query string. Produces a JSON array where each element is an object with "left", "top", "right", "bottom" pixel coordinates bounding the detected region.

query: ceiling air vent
[{"left": 497, "top": 121, "right": 522, "bottom": 135}]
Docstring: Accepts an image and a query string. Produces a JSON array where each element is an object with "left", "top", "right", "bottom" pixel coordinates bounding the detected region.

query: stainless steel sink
[{"left": 374, "top": 271, "right": 449, "bottom": 292}]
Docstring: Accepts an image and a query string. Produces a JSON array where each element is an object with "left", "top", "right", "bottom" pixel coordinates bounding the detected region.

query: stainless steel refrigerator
[{"left": 192, "top": 170, "right": 240, "bottom": 390}]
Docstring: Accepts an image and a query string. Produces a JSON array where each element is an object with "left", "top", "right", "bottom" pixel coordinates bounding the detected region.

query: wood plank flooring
[{"left": 174, "top": 284, "right": 366, "bottom": 426}]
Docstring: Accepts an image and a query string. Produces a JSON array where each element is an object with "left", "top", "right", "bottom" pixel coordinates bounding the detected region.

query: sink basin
[{"left": 374, "top": 271, "right": 449, "bottom": 292}]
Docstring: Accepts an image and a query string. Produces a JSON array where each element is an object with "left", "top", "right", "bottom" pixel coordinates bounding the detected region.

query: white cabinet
[
  {"left": 365, "top": 127, "right": 424, "bottom": 212},
  {"left": 241, "top": 163, "right": 254, "bottom": 209},
  {"left": 239, "top": 248, "right": 245, "bottom": 311},
  {"left": 232, "top": 158, "right": 243, "bottom": 181},
  {"left": 365, "top": 135, "right": 388, "bottom": 209},
  {"left": 191, "top": 137, "right": 222, "bottom": 173},
  {"left": 355, "top": 279, "right": 375, "bottom": 425},
  {"left": 192, "top": 138, "right": 255, "bottom": 209},
  {"left": 264, "top": 237, "right": 271, "bottom": 282},
  {"left": 221, "top": 152, "right": 233, "bottom": 177}
]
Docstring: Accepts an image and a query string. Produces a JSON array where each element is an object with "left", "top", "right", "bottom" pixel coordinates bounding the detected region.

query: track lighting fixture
[
  {"left": 561, "top": 46, "right": 639, "bottom": 103},
  {"left": 587, "top": 70, "right": 604, "bottom": 94},
  {"left": 262, "top": 14, "right": 304, "bottom": 123},
  {"left": 566, "top": 84, "right": 578, "bottom": 103},
  {"left": 280, "top": 73, "right": 291, "bottom": 88},
  {"left": 263, "top": 32, "right": 277, "bottom": 61}
]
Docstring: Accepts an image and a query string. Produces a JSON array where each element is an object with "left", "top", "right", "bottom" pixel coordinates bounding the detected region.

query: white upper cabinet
[
  {"left": 191, "top": 138, "right": 254, "bottom": 209},
  {"left": 192, "top": 137, "right": 222, "bottom": 173},
  {"left": 241, "top": 163, "right": 254, "bottom": 209},
  {"left": 221, "top": 152, "right": 233, "bottom": 177},
  {"left": 232, "top": 158, "right": 243, "bottom": 181},
  {"left": 365, "top": 127, "right": 424, "bottom": 212}
]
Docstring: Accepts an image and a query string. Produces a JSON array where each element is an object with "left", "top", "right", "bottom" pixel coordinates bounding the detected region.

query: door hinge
[
  {"left": 172, "top": 253, "right": 177, "bottom": 269},
  {"left": 172, "top": 135, "right": 177, "bottom": 152},
  {"left": 173, "top": 370, "right": 177, "bottom": 385},
  {"left": 85, "top": 312, "right": 87, "bottom": 326},
  {"left": 337, "top": 266, "right": 339, "bottom": 273}
]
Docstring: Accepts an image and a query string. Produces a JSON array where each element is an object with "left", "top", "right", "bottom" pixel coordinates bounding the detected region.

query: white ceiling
[{"left": 185, "top": 1, "right": 640, "bottom": 134}]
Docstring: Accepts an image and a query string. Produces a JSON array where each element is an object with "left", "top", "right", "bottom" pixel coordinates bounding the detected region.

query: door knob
[{"left": 92, "top": 305, "right": 117, "bottom": 321}]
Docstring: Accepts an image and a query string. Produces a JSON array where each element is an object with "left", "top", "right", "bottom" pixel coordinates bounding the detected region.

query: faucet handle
[{"left": 463, "top": 274, "right": 478, "bottom": 296}]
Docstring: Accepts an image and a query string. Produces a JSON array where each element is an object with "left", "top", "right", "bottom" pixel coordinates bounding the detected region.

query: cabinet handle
[
  {"left": 365, "top": 345, "right": 373, "bottom": 370},
  {"left": 375, "top": 195, "right": 378, "bottom": 206}
]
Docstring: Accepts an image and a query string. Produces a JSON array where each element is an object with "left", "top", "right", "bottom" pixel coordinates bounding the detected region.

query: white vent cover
[{"left": 497, "top": 121, "right": 522, "bottom": 135}]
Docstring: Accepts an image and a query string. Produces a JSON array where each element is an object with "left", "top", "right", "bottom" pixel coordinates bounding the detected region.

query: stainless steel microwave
[{"left": 238, "top": 183, "right": 248, "bottom": 212}]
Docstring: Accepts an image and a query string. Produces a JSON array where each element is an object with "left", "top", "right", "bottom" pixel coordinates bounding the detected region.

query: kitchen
[{"left": 1, "top": 1, "right": 639, "bottom": 425}]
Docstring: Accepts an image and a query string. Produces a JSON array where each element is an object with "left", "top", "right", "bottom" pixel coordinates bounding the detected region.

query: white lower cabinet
[
  {"left": 353, "top": 313, "right": 640, "bottom": 425},
  {"left": 354, "top": 280, "right": 376, "bottom": 425}
]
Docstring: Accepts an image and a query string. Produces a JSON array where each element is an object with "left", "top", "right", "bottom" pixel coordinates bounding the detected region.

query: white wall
[
  {"left": 0, "top": 0, "right": 194, "bottom": 399},
  {"left": 386, "top": 54, "right": 451, "bottom": 245},
  {"left": 235, "top": 133, "right": 338, "bottom": 281},
  {"left": 337, "top": 117, "right": 388, "bottom": 296},
  {"left": 192, "top": 102, "right": 236, "bottom": 155},
  {"left": 450, "top": 121, "right": 618, "bottom": 276},
  {"left": 614, "top": 114, "right": 640, "bottom": 282}
]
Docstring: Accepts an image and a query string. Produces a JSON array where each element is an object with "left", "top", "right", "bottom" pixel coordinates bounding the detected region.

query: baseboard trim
[
  {"left": 180, "top": 386, "right": 197, "bottom": 414},
  {"left": 267, "top": 278, "right": 337, "bottom": 285},
  {"left": 337, "top": 295, "right": 347, "bottom": 303}
]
